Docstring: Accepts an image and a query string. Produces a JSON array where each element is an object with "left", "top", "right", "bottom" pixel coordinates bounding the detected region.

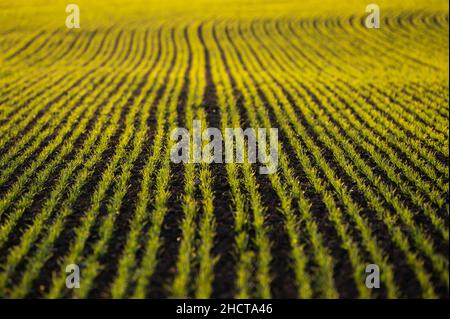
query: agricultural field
[{"left": 0, "top": 0, "right": 448, "bottom": 299}]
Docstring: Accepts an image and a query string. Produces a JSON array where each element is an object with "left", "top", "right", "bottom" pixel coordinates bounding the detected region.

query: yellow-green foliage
[{"left": 0, "top": 0, "right": 448, "bottom": 299}]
